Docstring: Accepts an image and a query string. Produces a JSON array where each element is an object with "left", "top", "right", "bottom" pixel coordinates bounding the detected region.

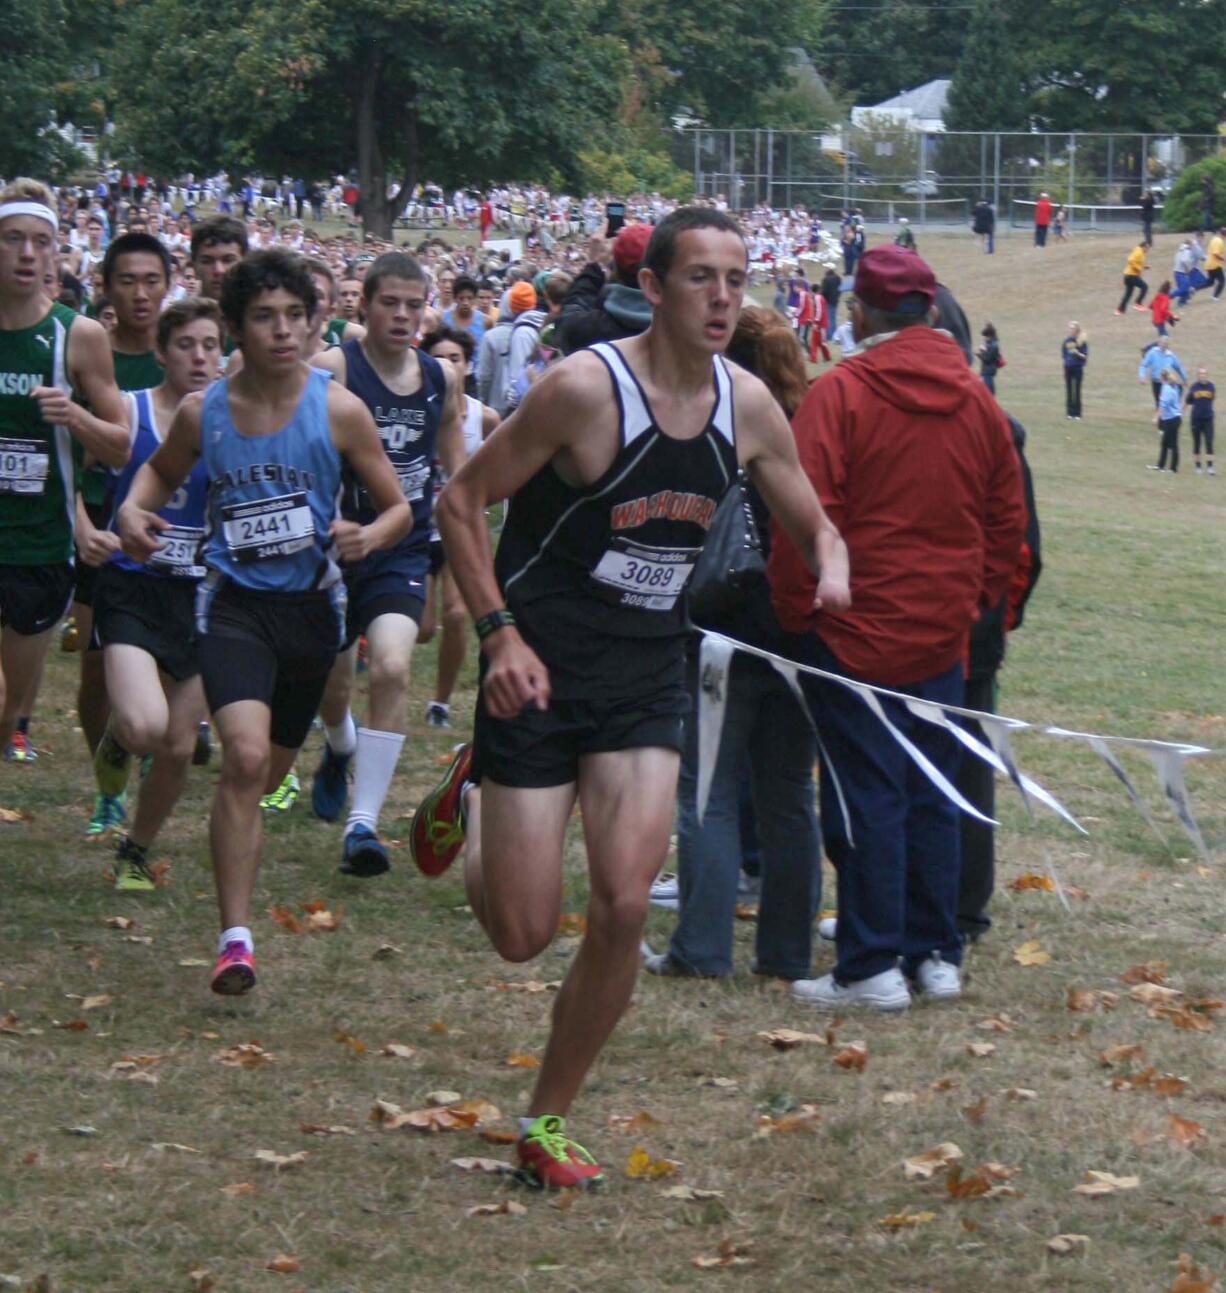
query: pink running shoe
[{"left": 210, "top": 941, "right": 256, "bottom": 996}]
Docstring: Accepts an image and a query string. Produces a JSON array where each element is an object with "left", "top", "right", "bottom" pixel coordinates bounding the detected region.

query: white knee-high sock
[{"left": 345, "top": 728, "right": 405, "bottom": 834}]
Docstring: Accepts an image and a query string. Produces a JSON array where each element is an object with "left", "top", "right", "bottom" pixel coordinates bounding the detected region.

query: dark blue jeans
[
  {"left": 787, "top": 635, "right": 964, "bottom": 983},
  {"left": 671, "top": 651, "right": 820, "bottom": 978}
]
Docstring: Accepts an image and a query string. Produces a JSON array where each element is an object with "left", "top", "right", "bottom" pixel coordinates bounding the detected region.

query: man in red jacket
[
  {"left": 1034, "top": 192, "right": 1052, "bottom": 247},
  {"left": 767, "top": 245, "right": 1026, "bottom": 1011}
]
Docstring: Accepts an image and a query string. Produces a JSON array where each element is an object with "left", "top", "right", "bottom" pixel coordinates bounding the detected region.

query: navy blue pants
[{"left": 788, "top": 635, "right": 964, "bottom": 984}]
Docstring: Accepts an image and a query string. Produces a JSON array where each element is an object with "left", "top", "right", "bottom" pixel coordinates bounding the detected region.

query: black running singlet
[{"left": 495, "top": 341, "right": 737, "bottom": 698}]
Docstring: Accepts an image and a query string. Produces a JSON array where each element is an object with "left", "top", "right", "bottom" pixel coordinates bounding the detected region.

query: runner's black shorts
[
  {"left": 472, "top": 670, "right": 690, "bottom": 789},
  {"left": 73, "top": 501, "right": 111, "bottom": 614},
  {"left": 0, "top": 561, "right": 74, "bottom": 636},
  {"left": 92, "top": 565, "right": 200, "bottom": 681},
  {"left": 341, "top": 545, "right": 428, "bottom": 648},
  {"left": 195, "top": 577, "right": 344, "bottom": 749}
]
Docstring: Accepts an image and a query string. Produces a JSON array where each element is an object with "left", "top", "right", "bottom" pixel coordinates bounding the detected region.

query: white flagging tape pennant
[
  {"left": 769, "top": 659, "right": 855, "bottom": 849},
  {"left": 1086, "top": 736, "right": 1166, "bottom": 845},
  {"left": 695, "top": 635, "right": 734, "bottom": 826},
  {"left": 1146, "top": 746, "right": 1213, "bottom": 867},
  {"left": 904, "top": 698, "right": 1087, "bottom": 835},
  {"left": 903, "top": 698, "right": 1081, "bottom": 911},
  {"left": 849, "top": 682, "right": 996, "bottom": 824}
]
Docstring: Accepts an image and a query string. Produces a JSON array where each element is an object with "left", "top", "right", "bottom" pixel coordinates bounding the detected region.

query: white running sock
[
  {"left": 325, "top": 712, "right": 357, "bottom": 757},
  {"left": 345, "top": 728, "right": 405, "bottom": 835},
  {"left": 218, "top": 925, "right": 253, "bottom": 954}
]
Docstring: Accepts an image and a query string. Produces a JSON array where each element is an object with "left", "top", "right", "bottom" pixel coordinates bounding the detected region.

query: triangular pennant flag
[
  {"left": 695, "top": 635, "right": 735, "bottom": 825},
  {"left": 1087, "top": 736, "right": 1166, "bottom": 845},
  {"left": 1145, "top": 746, "right": 1213, "bottom": 867},
  {"left": 770, "top": 658, "right": 854, "bottom": 848}
]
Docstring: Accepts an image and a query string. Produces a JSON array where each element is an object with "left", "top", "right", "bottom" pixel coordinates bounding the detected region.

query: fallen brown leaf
[
  {"left": 662, "top": 1185, "right": 725, "bottom": 1201},
  {"left": 333, "top": 1029, "right": 365, "bottom": 1056},
  {"left": 879, "top": 1210, "right": 936, "bottom": 1229},
  {"left": 466, "top": 1199, "right": 527, "bottom": 1218},
  {"left": 0, "top": 805, "right": 31, "bottom": 823},
  {"left": 101, "top": 916, "right": 135, "bottom": 929},
  {"left": 1073, "top": 1170, "right": 1140, "bottom": 1196},
  {"left": 607, "top": 1111, "right": 662, "bottom": 1134},
  {"left": 881, "top": 1091, "right": 918, "bottom": 1107},
  {"left": 692, "top": 1239, "right": 754, "bottom": 1268},
  {"left": 302, "top": 902, "right": 341, "bottom": 932},
  {"left": 832, "top": 1042, "right": 868, "bottom": 1072},
  {"left": 450, "top": 1156, "right": 512, "bottom": 1175},
  {"left": 152, "top": 1142, "right": 201, "bottom": 1154},
  {"left": 215, "top": 1042, "right": 274, "bottom": 1068},
  {"left": 505, "top": 1053, "right": 540, "bottom": 1069},
  {"left": 976, "top": 1013, "right": 1014, "bottom": 1033},
  {"left": 1067, "top": 988, "right": 1098, "bottom": 1013},
  {"left": 962, "top": 1097, "right": 988, "bottom": 1124},
  {"left": 1169, "top": 1114, "right": 1207, "bottom": 1148},
  {"left": 1000, "top": 1087, "right": 1038, "bottom": 1101},
  {"left": 756, "top": 1104, "right": 822, "bottom": 1136},
  {"left": 219, "top": 1182, "right": 254, "bottom": 1196},
  {"left": 759, "top": 1028, "right": 827, "bottom": 1051},
  {"left": 374, "top": 1098, "right": 502, "bottom": 1133},
  {"left": 265, "top": 1254, "right": 300, "bottom": 1274},
  {"left": 1130, "top": 982, "right": 1182, "bottom": 1007},
  {"left": 625, "top": 1147, "right": 678, "bottom": 1179},
  {"left": 903, "top": 1142, "right": 963, "bottom": 1180},
  {"left": 946, "top": 1163, "right": 992, "bottom": 1200},
  {"left": 381, "top": 1043, "right": 415, "bottom": 1060},
  {"left": 1013, "top": 940, "right": 1050, "bottom": 967},
  {"left": 189, "top": 1266, "right": 214, "bottom": 1291},
  {"left": 556, "top": 913, "right": 586, "bottom": 936},
  {"left": 267, "top": 904, "right": 303, "bottom": 934},
  {"left": 1168, "top": 1253, "right": 1216, "bottom": 1293},
  {"left": 371, "top": 943, "right": 404, "bottom": 960},
  {"left": 966, "top": 1042, "right": 996, "bottom": 1058},
  {"left": 299, "top": 1123, "right": 355, "bottom": 1137},
  {"left": 1099, "top": 1043, "right": 1146, "bottom": 1067},
  {"left": 1007, "top": 872, "right": 1055, "bottom": 893},
  {"left": 478, "top": 1129, "right": 517, "bottom": 1145},
  {"left": 54, "top": 1019, "right": 89, "bottom": 1032},
  {"left": 254, "top": 1150, "right": 308, "bottom": 1171},
  {"left": 1047, "top": 1234, "right": 1091, "bottom": 1255},
  {"left": 1121, "top": 962, "right": 1168, "bottom": 985}
]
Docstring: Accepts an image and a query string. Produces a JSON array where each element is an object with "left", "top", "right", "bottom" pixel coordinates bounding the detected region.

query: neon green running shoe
[
  {"left": 86, "top": 793, "right": 127, "bottom": 839},
  {"left": 260, "top": 772, "right": 300, "bottom": 813},
  {"left": 113, "top": 836, "right": 155, "bottom": 892},
  {"left": 514, "top": 1115, "right": 605, "bottom": 1190}
]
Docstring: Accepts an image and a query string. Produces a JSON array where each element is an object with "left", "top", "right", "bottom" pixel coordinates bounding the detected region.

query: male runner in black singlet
[{"left": 411, "top": 207, "right": 850, "bottom": 1189}]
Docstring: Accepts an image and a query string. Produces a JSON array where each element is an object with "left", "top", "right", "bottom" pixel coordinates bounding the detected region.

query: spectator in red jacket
[
  {"left": 1034, "top": 192, "right": 1052, "bottom": 247},
  {"left": 767, "top": 245, "right": 1027, "bottom": 1013},
  {"left": 1150, "top": 281, "right": 1180, "bottom": 337}
]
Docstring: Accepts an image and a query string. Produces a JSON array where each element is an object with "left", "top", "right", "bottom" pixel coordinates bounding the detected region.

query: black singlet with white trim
[{"left": 494, "top": 340, "right": 737, "bottom": 699}]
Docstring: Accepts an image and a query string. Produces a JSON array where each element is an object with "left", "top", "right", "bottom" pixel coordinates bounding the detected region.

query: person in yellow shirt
[
  {"left": 1205, "top": 227, "right": 1224, "bottom": 299},
  {"left": 1116, "top": 241, "right": 1149, "bottom": 314}
]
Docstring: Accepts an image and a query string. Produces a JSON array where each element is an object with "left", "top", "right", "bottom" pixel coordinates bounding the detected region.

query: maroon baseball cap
[
  {"left": 612, "top": 223, "right": 652, "bottom": 274},
  {"left": 853, "top": 245, "right": 937, "bottom": 314}
]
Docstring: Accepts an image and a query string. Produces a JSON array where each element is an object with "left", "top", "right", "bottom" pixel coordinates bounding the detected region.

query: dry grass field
[{"left": 1, "top": 226, "right": 1224, "bottom": 1293}]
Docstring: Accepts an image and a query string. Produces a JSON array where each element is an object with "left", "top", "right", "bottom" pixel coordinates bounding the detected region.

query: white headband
[{"left": 0, "top": 202, "right": 59, "bottom": 232}]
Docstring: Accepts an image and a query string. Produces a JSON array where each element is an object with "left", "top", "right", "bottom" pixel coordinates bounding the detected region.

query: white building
[{"left": 851, "top": 79, "right": 951, "bottom": 133}]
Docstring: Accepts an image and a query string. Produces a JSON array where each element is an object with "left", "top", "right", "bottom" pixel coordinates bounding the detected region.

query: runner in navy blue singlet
[{"left": 308, "top": 252, "right": 463, "bottom": 878}]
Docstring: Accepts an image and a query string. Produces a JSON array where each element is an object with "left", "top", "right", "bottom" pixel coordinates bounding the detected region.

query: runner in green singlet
[{"left": 0, "top": 178, "right": 129, "bottom": 761}]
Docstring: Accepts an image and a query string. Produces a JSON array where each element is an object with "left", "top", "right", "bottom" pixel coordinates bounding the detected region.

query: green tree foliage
[
  {"left": 112, "top": 0, "right": 629, "bottom": 235},
  {"left": 1012, "top": 0, "right": 1226, "bottom": 134},
  {"left": 1162, "top": 154, "right": 1226, "bottom": 231},
  {"left": 814, "top": 0, "right": 967, "bottom": 106},
  {"left": 944, "top": 0, "right": 1026, "bottom": 134},
  {"left": 0, "top": 0, "right": 82, "bottom": 179}
]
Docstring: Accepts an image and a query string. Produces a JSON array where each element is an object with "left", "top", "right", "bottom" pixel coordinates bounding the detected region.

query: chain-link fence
[{"left": 668, "top": 127, "right": 1226, "bottom": 229}]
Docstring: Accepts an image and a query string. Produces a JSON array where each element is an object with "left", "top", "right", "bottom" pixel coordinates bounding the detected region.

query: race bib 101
[{"left": 0, "top": 437, "right": 49, "bottom": 496}]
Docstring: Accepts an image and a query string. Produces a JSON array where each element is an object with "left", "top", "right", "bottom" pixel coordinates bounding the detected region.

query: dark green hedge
[{"left": 1163, "top": 155, "right": 1226, "bottom": 231}]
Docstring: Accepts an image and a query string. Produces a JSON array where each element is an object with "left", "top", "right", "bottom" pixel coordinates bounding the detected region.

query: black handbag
[{"left": 686, "top": 471, "right": 767, "bottom": 627}]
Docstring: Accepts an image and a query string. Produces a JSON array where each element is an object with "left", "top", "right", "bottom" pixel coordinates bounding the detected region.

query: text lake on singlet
[
  {"left": 108, "top": 388, "right": 209, "bottom": 579},
  {"left": 495, "top": 341, "right": 737, "bottom": 699},
  {"left": 338, "top": 339, "right": 443, "bottom": 556},
  {"left": 199, "top": 366, "right": 341, "bottom": 593}
]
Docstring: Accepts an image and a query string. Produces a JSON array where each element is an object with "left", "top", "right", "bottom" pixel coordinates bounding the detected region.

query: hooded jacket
[
  {"left": 767, "top": 326, "right": 1026, "bottom": 685},
  {"left": 555, "top": 261, "right": 652, "bottom": 354}
]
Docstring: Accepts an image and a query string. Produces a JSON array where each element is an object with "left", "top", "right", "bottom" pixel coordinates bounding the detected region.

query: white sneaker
[
  {"left": 648, "top": 872, "right": 679, "bottom": 911},
  {"left": 914, "top": 952, "right": 962, "bottom": 1001},
  {"left": 817, "top": 917, "right": 837, "bottom": 941},
  {"left": 791, "top": 967, "right": 911, "bottom": 1012}
]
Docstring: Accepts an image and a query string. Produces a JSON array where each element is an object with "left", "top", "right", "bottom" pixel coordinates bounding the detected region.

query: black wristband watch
[{"left": 475, "top": 608, "right": 516, "bottom": 643}]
